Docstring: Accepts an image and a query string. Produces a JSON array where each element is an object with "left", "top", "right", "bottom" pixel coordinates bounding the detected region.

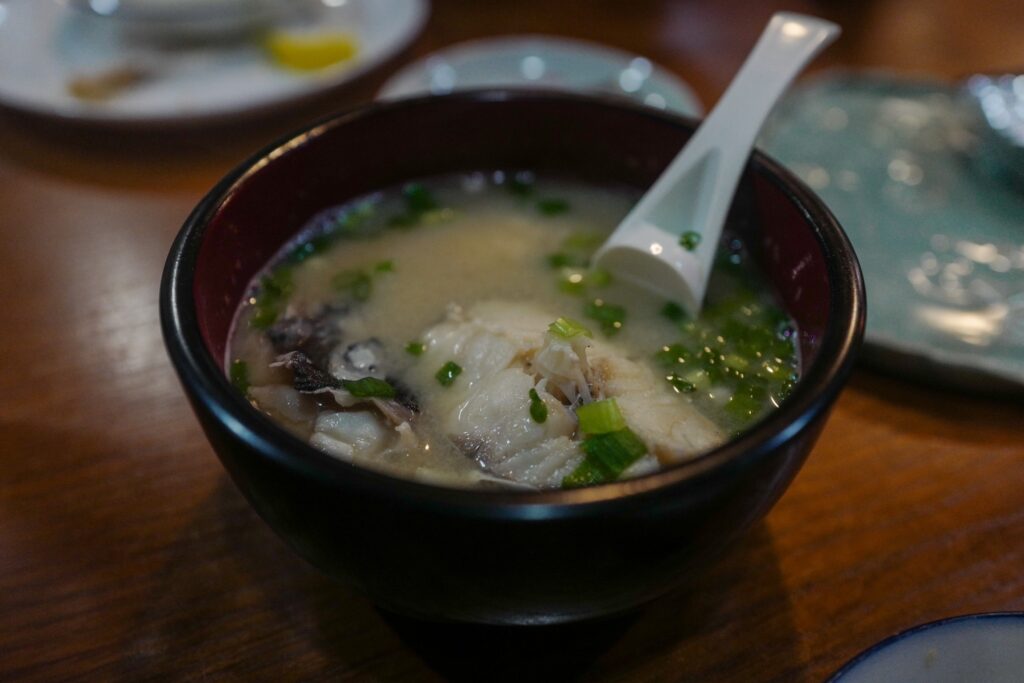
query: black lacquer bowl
[{"left": 161, "top": 91, "right": 865, "bottom": 625}]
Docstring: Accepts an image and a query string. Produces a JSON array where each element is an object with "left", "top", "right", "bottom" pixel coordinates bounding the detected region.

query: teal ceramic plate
[{"left": 760, "top": 74, "right": 1024, "bottom": 394}]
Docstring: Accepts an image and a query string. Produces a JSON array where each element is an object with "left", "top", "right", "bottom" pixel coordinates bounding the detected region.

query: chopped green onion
[
  {"left": 389, "top": 183, "right": 444, "bottom": 227},
  {"left": 537, "top": 198, "right": 570, "bottom": 216},
  {"left": 262, "top": 267, "right": 292, "bottom": 298},
  {"left": 330, "top": 259, "right": 395, "bottom": 303},
  {"left": 528, "top": 388, "right": 548, "bottom": 423},
  {"left": 332, "top": 269, "right": 372, "bottom": 301},
  {"left": 250, "top": 302, "right": 281, "bottom": 329},
  {"left": 723, "top": 353, "right": 750, "bottom": 372},
  {"left": 561, "top": 460, "right": 605, "bottom": 489},
  {"left": 388, "top": 212, "right": 419, "bottom": 228},
  {"left": 421, "top": 208, "right": 456, "bottom": 224},
  {"left": 655, "top": 343, "right": 694, "bottom": 368},
  {"left": 576, "top": 398, "right": 627, "bottom": 435},
  {"left": 291, "top": 203, "right": 375, "bottom": 258},
  {"left": 229, "top": 359, "right": 250, "bottom": 395},
  {"left": 435, "top": 361, "right": 462, "bottom": 387},
  {"left": 288, "top": 232, "right": 336, "bottom": 263},
  {"left": 725, "top": 385, "right": 766, "bottom": 422},
  {"left": 583, "top": 299, "right": 626, "bottom": 335},
  {"left": 681, "top": 367, "right": 711, "bottom": 391},
  {"left": 666, "top": 373, "right": 696, "bottom": 393},
  {"left": 547, "top": 233, "right": 602, "bottom": 297},
  {"left": 547, "top": 252, "right": 571, "bottom": 268},
  {"left": 288, "top": 240, "right": 318, "bottom": 264},
  {"left": 548, "top": 317, "right": 593, "bottom": 339},
  {"left": 335, "top": 202, "right": 376, "bottom": 233},
  {"left": 778, "top": 379, "right": 796, "bottom": 400},
  {"left": 403, "top": 183, "right": 438, "bottom": 213},
  {"left": 561, "top": 232, "right": 603, "bottom": 250},
  {"left": 250, "top": 267, "right": 294, "bottom": 329},
  {"left": 507, "top": 172, "right": 535, "bottom": 196},
  {"left": 652, "top": 235, "right": 798, "bottom": 430},
  {"left": 546, "top": 252, "right": 588, "bottom": 269},
  {"left": 661, "top": 301, "right": 688, "bottom": 323},
  {"left": 562, "top": 428, "right": 646, "bottom": 488},
  {"left": 557, "top": 267, "right": 613, "bottom": 295},
  {"left": 584, "top": 428, "right": 646, "bottom": 470},
  {"left": 405, "top": 341, "right": 426, "bottom": 356},
  {"left": 341, "top": 377, "right": 396, "bottom": 399},
  {"left": 587, "top": 269, "right": 612, "bottom": 287},
  {"left": 558, "top": 269, "right": 588, "bottom": 296},
  {"left": 680, "top": 230, "right": 701, "bottom": 251}
]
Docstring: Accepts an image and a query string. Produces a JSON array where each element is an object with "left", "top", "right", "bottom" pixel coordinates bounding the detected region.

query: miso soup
[{"left": 227, "top": 173, "right": 799, "bottom": 489}]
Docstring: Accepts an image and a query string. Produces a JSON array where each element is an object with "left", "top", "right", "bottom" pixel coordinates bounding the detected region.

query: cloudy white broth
[{"left": 226, "top": 172, "right": 800, "bottom": 489}]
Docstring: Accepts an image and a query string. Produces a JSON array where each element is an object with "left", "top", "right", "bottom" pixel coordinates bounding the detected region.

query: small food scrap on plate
[
  {"left": 264, "top": 30, "right": 359, "bottom": 71},
  {"left": 67, "top": 65, "right": 154, "bottom": 101}
]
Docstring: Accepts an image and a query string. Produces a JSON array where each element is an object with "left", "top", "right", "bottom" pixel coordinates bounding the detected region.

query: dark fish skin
[
  {"left": 273, "top": 351, "right": 342, "bottom": 393},
  {"left": 450, "top": 435, "right": 490, "bottom": 466},
  {"left": 387, "top": 376, "right": 420, "bottom": 413},
  {"left": 371, "top": 398, "right": 416, "bottom": 426},
  {"left": 266, "top": 304, "right": 420, "bottom": 425},
  {"left": 266, "top": 306, "right": 346, "bottom": 368},
  {"left": 273, "top": 353, "right": 421, "bottom": 425}
]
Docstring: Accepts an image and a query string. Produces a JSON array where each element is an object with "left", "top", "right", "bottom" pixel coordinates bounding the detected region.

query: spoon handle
[
  {"left": 688, "top": 13, "right": 840, "bottom": 170},
  {"left": 595, "top": 13, "right": 839, "bottom": 315}
]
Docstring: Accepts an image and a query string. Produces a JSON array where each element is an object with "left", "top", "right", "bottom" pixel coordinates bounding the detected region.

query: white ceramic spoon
[{"left": 592, "top": 12, "right": 840, "bottom": 316}]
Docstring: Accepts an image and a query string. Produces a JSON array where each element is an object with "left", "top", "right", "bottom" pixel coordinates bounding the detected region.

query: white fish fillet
[
  {"left": 589, "top": 349, "right": 723, "bottom": 464},
  {"left": 310, "top": 410, "right": 393, "bottom": 462},
  {"left": 248, "top": 385, "right": 317, "bottom": 436},
  {"left": 413, "top": 300, "right": 723, "bottom": 486}
]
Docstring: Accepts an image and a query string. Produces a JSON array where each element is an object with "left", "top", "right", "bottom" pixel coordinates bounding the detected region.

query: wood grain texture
[{"left": 2, "top": 0, "right": 1023, "bottom": 680}]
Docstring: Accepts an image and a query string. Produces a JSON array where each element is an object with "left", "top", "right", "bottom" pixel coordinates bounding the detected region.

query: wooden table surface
[{"left": 3, "top": 0, "right": 1023, "bottom": 680}]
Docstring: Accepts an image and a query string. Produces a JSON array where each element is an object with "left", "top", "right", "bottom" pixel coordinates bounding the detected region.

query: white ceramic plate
[
  {"left": 0, "top": 0, "right": 428, "bottom": 125},
  {"left": 378, "top": 35, "right": 703, "bottom": 118},
  {"left": 828, "top": 613, "right": 1024, "bottom": 682}
]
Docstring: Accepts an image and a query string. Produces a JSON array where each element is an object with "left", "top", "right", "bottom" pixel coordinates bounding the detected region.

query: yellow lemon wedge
[{"left": 264, "top": 31, "right": 358, "bottom": 72}]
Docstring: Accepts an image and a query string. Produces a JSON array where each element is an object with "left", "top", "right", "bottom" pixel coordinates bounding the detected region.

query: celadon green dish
[{"left": 760, "top": 73, "right": 1024, "bottom": 393}]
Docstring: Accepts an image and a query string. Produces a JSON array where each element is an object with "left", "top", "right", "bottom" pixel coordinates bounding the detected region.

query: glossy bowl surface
[{"left": 161, "top": 90, "right": 864, "bottom": 624}]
